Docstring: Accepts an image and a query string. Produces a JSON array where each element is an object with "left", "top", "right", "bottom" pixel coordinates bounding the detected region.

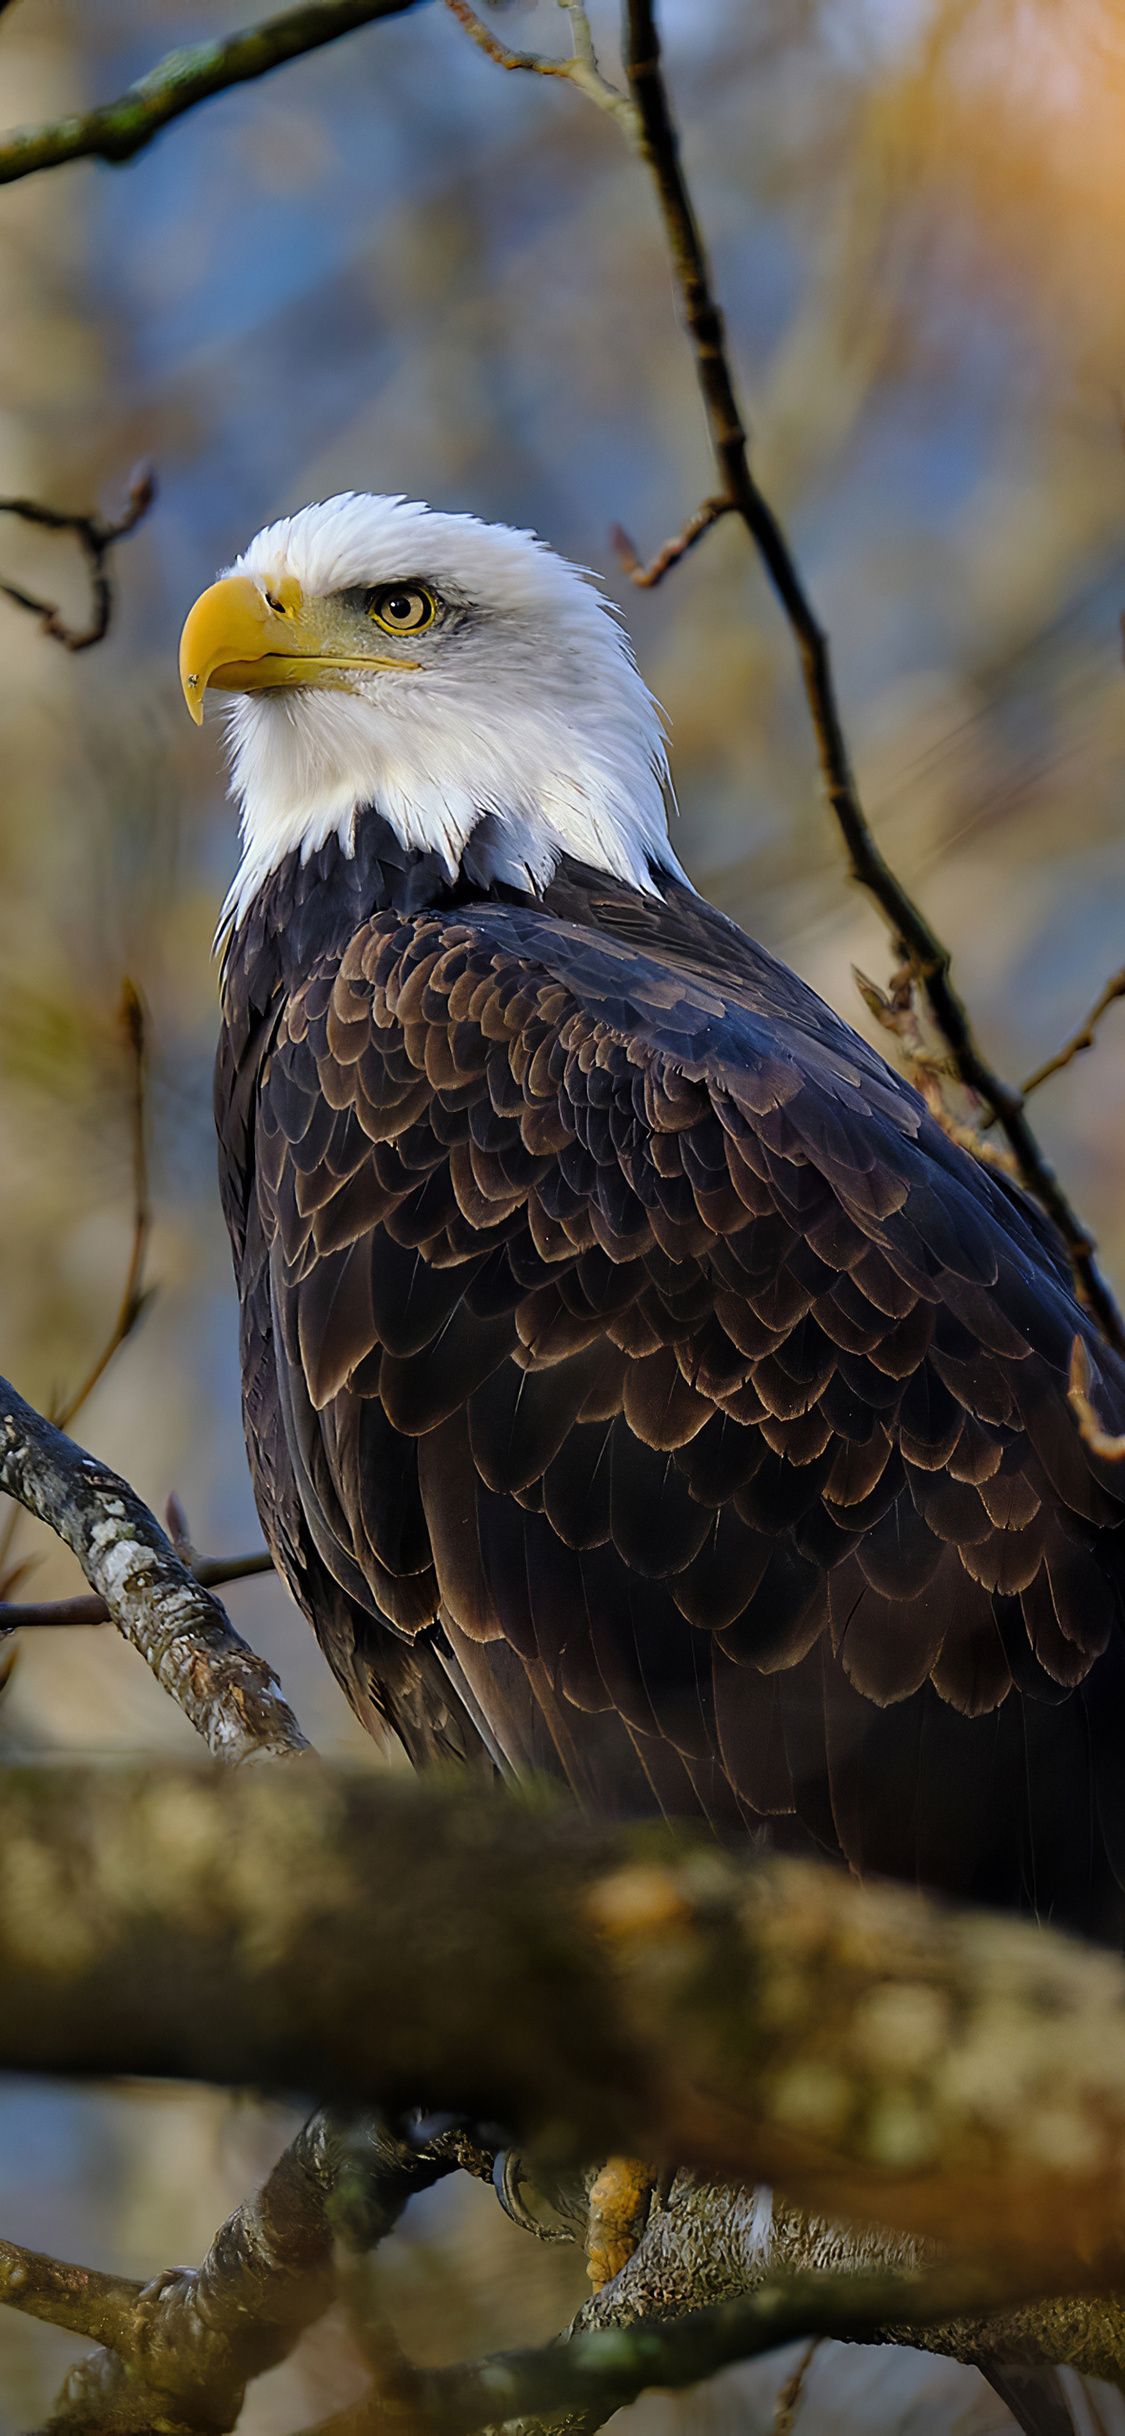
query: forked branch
[
  {"left": 5, "top": 2110, "right": 490, "bottom": 2436},
  {"left": 443, "top": 0, "right": 639, "bottom": 135},
  {"left": 13, "top": 2100, "right": 1119, "bottom": 2436},
  {"left": 54, "top": 979, "right": 152, "bottom": 1430},
  {"left": 611, "top": 496, "right": 735, "bottom": 587},
  {"left": 0, "top": 469, "right": 154, "bottom": 650},
  {"left": 437, "top": 0, "right": 1124, "bottom": 1345},
  {"left": 614, "top": 0, "right": 1125, "bottom": 1352},
  {"left": 1022, "top": 964, "right": 1125, "bottom": 1101}
]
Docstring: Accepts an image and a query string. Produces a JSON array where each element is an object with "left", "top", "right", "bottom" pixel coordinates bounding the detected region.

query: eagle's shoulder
[{"left": 219, "top": 856, "right": 1125, "bottom": 1910}]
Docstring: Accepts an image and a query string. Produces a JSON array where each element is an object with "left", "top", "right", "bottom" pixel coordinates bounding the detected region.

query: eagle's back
[{"left": 216, "top": 813, "right": 1125, "bottom": 1937}]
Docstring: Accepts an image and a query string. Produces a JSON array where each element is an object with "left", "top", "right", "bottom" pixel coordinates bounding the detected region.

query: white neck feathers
[{"left": 216, "top": 495, "right": 683, "bottom": 931}]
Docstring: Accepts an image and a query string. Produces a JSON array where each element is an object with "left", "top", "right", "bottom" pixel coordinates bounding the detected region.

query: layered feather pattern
[{"left": 217, "top": 819, "right": 1125, "bottom": 1935}]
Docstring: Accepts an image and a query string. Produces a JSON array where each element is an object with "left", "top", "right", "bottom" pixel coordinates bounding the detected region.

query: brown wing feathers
[{"left": 222, "top": 881, "right": 1125, "bottom": 1929}]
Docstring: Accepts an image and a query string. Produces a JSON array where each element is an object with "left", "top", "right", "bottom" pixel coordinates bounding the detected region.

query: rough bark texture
[
  {"left": 574, "top": 2180, "right": 1125, "bottom": 2421},
  {"left": 0, "top": 1377, "right": 307, "bottom": 1761},
  {"left": 4, "top": 1765, "right": 1125, "bottom": 2281},
  {"left": 4, "top": 2110, "right": 492, "bottom": 2436}
]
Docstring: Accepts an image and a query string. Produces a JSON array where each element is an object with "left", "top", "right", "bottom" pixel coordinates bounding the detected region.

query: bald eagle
[{"left": 181, "top": 493, "right": 1125, "bottom": 1937}]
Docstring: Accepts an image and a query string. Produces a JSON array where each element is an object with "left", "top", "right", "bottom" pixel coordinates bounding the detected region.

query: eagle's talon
[{"left": 492, "top": 2149, "right": 574, "bottom": 2244}]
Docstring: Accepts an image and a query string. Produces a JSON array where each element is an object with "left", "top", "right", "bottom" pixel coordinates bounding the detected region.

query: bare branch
[
  {"left": 0, "top": 2, "right": 424, "bottom": 187},
  {"left": 773, "top": 2339, "right": 819, "bottom": 2434},
  {"left": 0, "top": 1377, "right": 307, "bottom": 1759},
  {"left": 610, "top": 496, "right": 735, "bottom": 588},
  {"left": 292, "top": 2259, "right": 1109, "bottom": 2436},
  {"left": 441, "top": 0, "right": 638, "bottom": 136},
  {"left": 1022, "top": 965, "right": 1125, "bottom": 1101},
  {"left": 0, "top": 1549, "right": 275, "bottom": 1630},
  {"left": 0, "top": 2242, "right": 143, "bottom": 2354},
  {"left": 608, "top": 0, "right": 1125, "bottom": 1352},
  {"left": 853, "top": 964, "right": 1018, "bottom": 1175},
  {"left": 0, "top": 468, "right": 154, "bottom": 650},
  {"left": 11, "top": 2110, "right": 484, "bottom": 2436},
  {"left": 54, "top": 979, "right": 152, "bottom": 1431},
  {"left": 444, "top": 0, "right": 1124, "bottom": 1341},
  {"left": 33, "top": 2121, "right": 1112, "bottom": 2436}
]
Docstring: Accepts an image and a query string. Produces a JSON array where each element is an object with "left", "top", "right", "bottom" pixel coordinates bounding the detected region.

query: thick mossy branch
[
  {"left": 0, "top": 0, "right": 423, "bottom": 187},
  {"left": 5, "top": 1768, "right": 1125, "bottom": 2276},
  {"left": 0, "top": 1376, "right": 306, "bottom": 1761}
]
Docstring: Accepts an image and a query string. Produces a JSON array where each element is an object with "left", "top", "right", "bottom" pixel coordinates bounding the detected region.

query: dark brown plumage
[{"left": 216, "top": 811, "right": 1125, "bottom": 1938}]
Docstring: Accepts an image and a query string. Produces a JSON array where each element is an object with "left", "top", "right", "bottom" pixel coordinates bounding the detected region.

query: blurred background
[{"left": 3, "top": 0, "right": 1125, "bottom": 2425}]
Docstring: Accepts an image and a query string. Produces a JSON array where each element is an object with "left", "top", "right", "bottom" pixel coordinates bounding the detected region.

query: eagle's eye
[{"left": 368, "top": 585, "right": 435, "bottom": 635}]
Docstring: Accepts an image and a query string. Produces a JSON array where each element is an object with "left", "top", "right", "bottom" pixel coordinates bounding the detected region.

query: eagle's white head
[{"left": 179, "top": 493, "right": 681, "bottom": 928}]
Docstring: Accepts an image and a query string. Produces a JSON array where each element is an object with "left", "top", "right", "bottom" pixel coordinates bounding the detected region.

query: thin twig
[
  {"left": 852, "top": 964, "right": 1019, "bottom": 1175},
  {"left": 443, "top": 0, "right": 1124, "bottom": 1342},
  {"left": 773, "top": 2337, "right": 819, "bottom": 2434},
  {"left": 0, "top": 468, "right": 155, "bottom": 650},
  {"left": 0, "top": 980, "right": 153, "bottom": 1613},
  {"left": 611, "top": 495, "right": 735, "bottom": 587},
  {"left": 608, "top": 0, "right": 1125, "bottom": 1352},
  {"left": 0, "top": 2, "right": 423, "bottom": 186},
  {"left": 1022, "top": 965, "right": 1125, "bottom": 1100},
  {"left": 0, "top": 1550, "right": 275, "bottom": 1632},
  {"left": 442, "top": 0, "right": 638, "bottom": 136},
  {"left": 54, "top": 979, "right": 152, "bottom": 1431}
]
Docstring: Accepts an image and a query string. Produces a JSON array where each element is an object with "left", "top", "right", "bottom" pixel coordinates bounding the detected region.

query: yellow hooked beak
[{"left": 178, "top": 573, "right": 415, "bottom": 724}]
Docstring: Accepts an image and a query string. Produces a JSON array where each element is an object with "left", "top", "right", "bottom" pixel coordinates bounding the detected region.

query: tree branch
[
  {"left": 0, "top": 469, "right": 154, "bottom": 649},
  {"left": 0, "top": 1548, "right": 275, "bottom": 1630},
  {"left": 0, "top": 1378, "right": 306, "bottom": 1760},
  {"left": 5, "top": 1770, "right": 1125, "bottom": 2277},
  {"left": 570, "top": 2174, "right": 1114, "bottom": 2435},
  {"left": 54, "top": 980, "right": 151, "bottom": 1431},
  {"left": 5, "top": 2109, "right": 489, "bottom": 2436},
  {"left": 11, "top": 1779, "right": 1125, "bottom": 2423},
  {"left": 294, "top": 2259, "right": 1112, "bottom": 2436},
  {"left": 610, "top": 496, "right": 735, "bottom": 587},
  {"left": 441, "top": 0, "right": 638, "bottom": 137},
  {"left": 1021, "top": 964, "right": 1125, "bottom": 1101},
  {"left": 14, "top": 2138, "right": 1125, "bottom": 2436},
  {"left": 0, "top": 1, "right": 424, "bottom": 188},
  {"left": 612, "top": 0, "right": 1125, "bottom": 1353},
  {"left": 438, "top": 0, "right": 1124, "bottom": 1343}
]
